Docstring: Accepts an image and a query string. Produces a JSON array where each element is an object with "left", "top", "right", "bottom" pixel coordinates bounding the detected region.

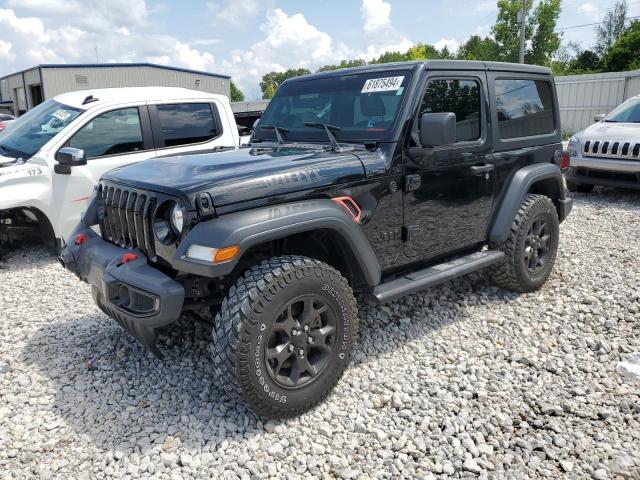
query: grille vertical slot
[{"left": 98, "top": 182, "right": 158, "bottom": 257}]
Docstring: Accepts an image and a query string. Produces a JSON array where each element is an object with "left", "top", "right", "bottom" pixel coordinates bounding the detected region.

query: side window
[
  {"left": 419, "top": 79, "right": 481, "bottom": 142},
  {"left": 68, "top": 107, "right": 144, "bottom": 159},
  {"left": 156, "top": 103, "right": 218, "bottom": 147},
  {"left": 494, "top": 79, "right": 554, "bottom": 139}
]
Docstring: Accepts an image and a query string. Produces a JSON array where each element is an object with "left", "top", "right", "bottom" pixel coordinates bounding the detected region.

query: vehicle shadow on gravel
[{"left": 20, "top": 312, "right": 264, "bottom": 454}]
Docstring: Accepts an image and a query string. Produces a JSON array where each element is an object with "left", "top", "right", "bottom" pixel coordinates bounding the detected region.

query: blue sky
[{"left": 1, "top": 0, "right": 638, "bottom": 98}]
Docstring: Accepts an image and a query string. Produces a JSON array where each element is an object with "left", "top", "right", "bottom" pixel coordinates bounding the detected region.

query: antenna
[{"left": 95, "top": 45, "right": 99, "bottom": 63}]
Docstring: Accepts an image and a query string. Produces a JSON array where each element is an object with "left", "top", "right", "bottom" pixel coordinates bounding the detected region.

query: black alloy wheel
[
  {"left": 265, "top": 295, "right": 337, "bottom": 388},
  {"left": 523, "top": 217, "right": 551, "bottom": 274}
]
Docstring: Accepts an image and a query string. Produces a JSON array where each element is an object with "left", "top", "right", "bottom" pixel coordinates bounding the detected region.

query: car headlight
[
  {"left": 170, "top": 202, "right": 185, "bottom": 233},
  {"left": 154, "top": 200, "right": 185, "bottom": 244},
  {"left": 568, "top": 136, "right": 580, "bottom": 158}
]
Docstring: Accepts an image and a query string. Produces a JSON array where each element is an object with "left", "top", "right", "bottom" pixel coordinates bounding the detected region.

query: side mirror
[
  {"left": 54, "top": 147, "right": 86, "bottom": 175},
  {"left": 420, "top": 112, "right": 457, "bottom": 147},
  {"left": 594, "top": 113, "right": 606, "bottom": 122}
]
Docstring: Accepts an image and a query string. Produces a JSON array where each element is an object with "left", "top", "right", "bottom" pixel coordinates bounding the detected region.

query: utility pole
[{"left": 518, "top": 0, "right": 526, "bottom": 63}]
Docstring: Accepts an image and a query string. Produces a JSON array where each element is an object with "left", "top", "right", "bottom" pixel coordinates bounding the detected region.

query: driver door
[
  {"left": 403, "top": 72, "right": 494, "bottom": 259},
  {"left": 51, "top": 105, "right": 155, "bottom": 241}
]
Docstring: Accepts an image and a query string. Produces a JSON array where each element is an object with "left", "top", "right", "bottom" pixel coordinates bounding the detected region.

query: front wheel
[
  {"left": 211, "top": 256, "right": 358, "bottom": 418},
  {"left": 487, "top": 194, "right": 560, "bottom": 293}
]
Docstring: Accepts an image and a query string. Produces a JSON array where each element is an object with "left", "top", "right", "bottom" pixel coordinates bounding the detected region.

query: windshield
[
  {"left": 253, "top": 70, "right": 413, "bottom": 143},
  {"left": 0, "top": 99, "right": 84, "bottom": 159},
  {"left": 605, "top": 97, "right": 640, "bottom": 123}
]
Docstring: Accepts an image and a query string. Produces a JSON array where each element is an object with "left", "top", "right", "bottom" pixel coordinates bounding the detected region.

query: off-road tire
[
  {"left": 487, "top": 194, "right": 559, "bottom": 293},
  {"left": 212, "top": 255, "right": 358, "bottom": 418},
  {"left": 566, "top": 181, "right": 594, "bottom": 194}
]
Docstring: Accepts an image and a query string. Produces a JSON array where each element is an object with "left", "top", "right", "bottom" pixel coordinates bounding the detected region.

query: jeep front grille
[
  {"left": 98, "top": 182, "right": 157, "bottom": 258},
  {"left": 583, "top": 139, "right": 640, "bottom": 160}
]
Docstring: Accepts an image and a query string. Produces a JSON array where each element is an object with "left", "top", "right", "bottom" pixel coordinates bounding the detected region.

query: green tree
[
  {"left": 260, "top": 68, "right": 311, "bottom": 99},
  {"left": 317, "top": 59, "right": 367, "bottom": 72},
  {"left": 405, "top": 43, "right": 440, "bottom": 60},
  {"left": 493, "top": 0, "right": 534, "bottom": 62},
  {"left": 457, "top": 35, "right": 500, "bottom": 60},
  {"left": 595, "top": 0, "right": 628, "bottom": 55},
  {"left": 230, "top": 81, "right": 245, "bottom": 102},
  {"left": 370, "top": 51, "right": 409, "bottom": 64},
  {"left": 570, "top": 50, "right": 600, "bottom": 72},
  {"left": 527, "top": 0, "right": 562, "bottom": 65},
  {"left": 601, "top": 20, "right": 640, "bottom": 71},
  {"left": 492, "top": 0, "right": 561, "bottom": 65}
]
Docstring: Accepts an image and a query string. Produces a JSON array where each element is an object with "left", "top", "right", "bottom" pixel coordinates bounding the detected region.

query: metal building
[
  {"left": 555, "top": 68, "right": 640, "bottom": 134},
  {"left": 231, "top": 100, "right": 270, "bottom": 129},
  {"left": 0, "top": 63, "right": 231, "bottom": 116}
]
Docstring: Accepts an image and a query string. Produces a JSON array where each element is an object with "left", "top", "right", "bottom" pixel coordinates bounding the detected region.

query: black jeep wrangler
[{"left": 62, "top": 60, "right": 572, "bottom": 418}]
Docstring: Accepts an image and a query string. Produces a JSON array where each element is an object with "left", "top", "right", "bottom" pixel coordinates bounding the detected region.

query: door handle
[{"left": 470, "top": 164, "right": 494, "bottom": 175}]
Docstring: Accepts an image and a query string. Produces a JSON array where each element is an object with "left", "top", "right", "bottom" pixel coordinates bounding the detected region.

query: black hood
[{"left": 102, "top": 147, "right": 366, "bottom": 208}]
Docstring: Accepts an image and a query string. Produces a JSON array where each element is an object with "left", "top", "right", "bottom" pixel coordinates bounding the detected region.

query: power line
[{"left": 555, "top": 15, "right": 640, "bottom": 31}]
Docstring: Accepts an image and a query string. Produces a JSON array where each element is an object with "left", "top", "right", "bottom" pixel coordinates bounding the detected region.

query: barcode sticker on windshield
[
  {"left": 52, "top": 109, "right": 71, "bottom": 121},
  {"left": 361, "top": 76, "right": 404, "bottom": 93}
]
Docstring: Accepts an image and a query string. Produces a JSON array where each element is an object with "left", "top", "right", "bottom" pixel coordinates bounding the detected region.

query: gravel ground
[{"left": 1, "top": 187, "right": 639, "bottom": 480}]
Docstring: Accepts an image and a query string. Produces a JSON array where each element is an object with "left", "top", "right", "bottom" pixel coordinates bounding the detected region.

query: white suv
[
  {"left": 0, "top": 87, "right": 240, "bottom": 250},
  {"left": 566, "top": 94, "right": 640, "bottom": 192}
]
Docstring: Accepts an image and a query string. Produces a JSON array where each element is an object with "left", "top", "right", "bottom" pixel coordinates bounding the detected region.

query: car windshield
[
  {"left": 253, "top": 70, "right": 413, "bottom": 144},
  {"left": 604, "top": 97, "right": 640, "bottom": 123},
  {"left": 0, "top": 99, "right": 84, "bottom": 159}
]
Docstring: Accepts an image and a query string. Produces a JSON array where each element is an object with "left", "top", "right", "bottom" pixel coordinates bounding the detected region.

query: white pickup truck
[{"left": 0, "top": 87, "right": 242, "bottom": 251}]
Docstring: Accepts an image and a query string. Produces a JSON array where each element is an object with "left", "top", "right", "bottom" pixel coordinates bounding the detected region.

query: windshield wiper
[
  {"left": 259, "top": 125, "right": 289, "bottom": 145},
  {"left": 304, "top": 122, "right": 345, "bottom": 151}
]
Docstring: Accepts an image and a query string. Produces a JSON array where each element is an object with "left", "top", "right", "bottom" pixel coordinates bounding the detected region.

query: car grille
[
  {"left": 97, "top": 182, "right": 157, "bottom": 258},
  {"left": 583, "top": 139, "right": 640, "bottom": 160}
]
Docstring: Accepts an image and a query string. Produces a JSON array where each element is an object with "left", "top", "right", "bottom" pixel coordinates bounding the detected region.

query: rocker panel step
[{"left": 373, "top": 250, "right": 504, "bottom": 303}]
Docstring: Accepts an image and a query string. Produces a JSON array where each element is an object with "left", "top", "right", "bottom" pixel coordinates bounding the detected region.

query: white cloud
[
  {"left": 361, "top": 0, "right": 392, "bottom": 32},
  {"left": 578, "top": 3, "right": 601, "bottom": 21},
  {"left": 220, "top": 9, "right": 352, "bottom": 92},
  {"left": 208, "top": 0, "right": 270, "bottom": 27},
  {"left": 434, "top": 38, "right": 460, "bottom": 53},
  {"left": 474, "top": 1, "right": 497, "bottom": 12},
  {"left": 358, "top": 0, "right": 413, "bottom": 61},
  {"left": 173, "top": 42, "right": 215, "bottom": 71},
  {"left": 0, "top": 40, "right": 14, "bottom": 62},
  {"left": 0, "top": 6, "right": 218, "bottom": 78}
]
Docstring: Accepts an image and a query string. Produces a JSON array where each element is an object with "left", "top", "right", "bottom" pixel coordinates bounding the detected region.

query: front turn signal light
[
  {"left": 186, "top": 244, "right": 240, "bottom": 264},
  {"left": 213, "top": 246, "right": 240, "bottom": 263}
]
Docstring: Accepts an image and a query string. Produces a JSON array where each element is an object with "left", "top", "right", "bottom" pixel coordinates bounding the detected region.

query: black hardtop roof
[{"left": 288, "top": 60, "right": 552, "bottom": 83}]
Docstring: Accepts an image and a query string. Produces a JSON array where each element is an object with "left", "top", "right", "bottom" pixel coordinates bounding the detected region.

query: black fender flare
[
  {"left": 489, "top": 163, "right": 567, "bottom": 245},
  {"left": 172, "top": 199, "right": 382, "bottom": 286}
]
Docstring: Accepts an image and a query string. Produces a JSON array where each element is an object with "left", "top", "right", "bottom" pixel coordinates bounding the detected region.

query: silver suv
[{"left": 566, "top": 94, "right": 640, "bottom": 192}]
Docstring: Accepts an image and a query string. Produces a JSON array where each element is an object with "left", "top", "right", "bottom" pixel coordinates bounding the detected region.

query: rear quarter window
[
  {"left": 156, "top": 103, "right": 219, "bottom": 147},
  {"left": 494, "top": 79, "right": 555, "bottom": 139}
]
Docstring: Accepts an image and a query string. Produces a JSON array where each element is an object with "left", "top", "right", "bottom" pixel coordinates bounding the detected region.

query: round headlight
[{"left": 170, "top": 202, "right": 185, "bottom": 233}]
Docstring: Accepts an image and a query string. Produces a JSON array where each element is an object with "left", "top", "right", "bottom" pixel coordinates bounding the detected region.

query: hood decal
[{"left": 262, "top": 168, "right": 321, "bottom": 188}]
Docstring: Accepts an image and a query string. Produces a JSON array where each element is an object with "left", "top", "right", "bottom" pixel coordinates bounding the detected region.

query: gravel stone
[{"left": 1, "top": 189, "right": 640, "bottom": 479}]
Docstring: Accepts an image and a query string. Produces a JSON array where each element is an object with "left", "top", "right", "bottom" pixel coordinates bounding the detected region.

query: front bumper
[
  {"left": 568, "top": 157, "right": 640, "bottom": 189},
  {"left": 61, "top": 226, "right": 185, "bottom": 357}
]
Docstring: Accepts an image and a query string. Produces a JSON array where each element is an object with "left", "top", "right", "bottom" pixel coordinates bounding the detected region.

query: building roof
[
  {"left": 52, "top": 86, "right": 228, "bottom": 110},
  {"left": 0, "top": 62, "right": 230, "bottom": 81}
]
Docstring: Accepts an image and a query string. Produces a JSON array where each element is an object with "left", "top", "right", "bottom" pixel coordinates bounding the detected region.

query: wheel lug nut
[
  {"left": 299, "top": 349, "right": 305, "bottom": 357},
  {"left": 308, "top": 337, "right": 314, "bottom": 344},
  {"left": 288, "top": 344, "right": 294, "bottom": 352},
  {"left": 304, "top": 325, "right": 309, "bottom": 331}
]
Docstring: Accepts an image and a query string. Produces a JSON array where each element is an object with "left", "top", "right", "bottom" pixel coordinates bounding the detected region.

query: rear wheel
[
  {"left": 566, "top": 181, "right": 594, "bottom": 193},
  {"left": 212, "top": 255, "right": 358, "bottom": 418},
  {"left": 488, "top": 194, "right": 559, "bottom": 293}
]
